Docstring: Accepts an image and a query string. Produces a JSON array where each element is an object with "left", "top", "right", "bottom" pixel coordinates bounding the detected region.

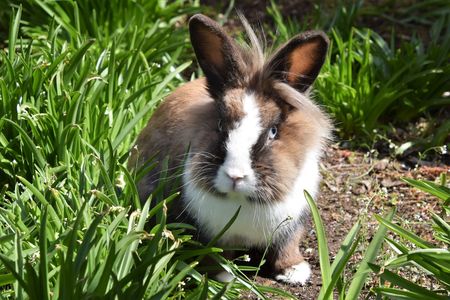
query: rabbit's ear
[
  {"left": 266, "top": 31, "right": 329, "bottom": 92},
  {"left": 189, "top": 14, "right": 243, "bottom": 97}
]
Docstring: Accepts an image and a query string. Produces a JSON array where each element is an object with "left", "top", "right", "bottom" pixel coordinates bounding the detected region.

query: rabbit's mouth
[
  {"left": 185, "top": 165, "right": 257, "bottom": 199},
  {"left": 192, "top": 181, "right": 260, "bottom": 204}
]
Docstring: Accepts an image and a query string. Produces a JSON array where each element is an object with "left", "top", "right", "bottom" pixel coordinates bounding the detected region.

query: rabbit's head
[{"left": 185, "top": 14, "right": 331, "bottom": 204}]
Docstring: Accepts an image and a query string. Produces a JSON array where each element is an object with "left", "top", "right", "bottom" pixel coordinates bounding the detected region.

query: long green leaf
[
  {"left": 16, "top": 176, "right": 61, "bottom": 230},
  {"left": 38, "top": 206, "right": 49, "bottom": 300},
  {"left": 375, "top": 215, "right": 434, "bottom": 249},
  {"left": 64, "top": 39, "right": 95, "bottom": 84},
  {"left": 0, "top": 273, "right": 15, "bottom": 286},
  {"left": 402, "top": 178, "right": 450, "bottom": 202},
  {"left": 346, "top": 209, "right": 395, "bottom": 299},
  {"left": 8, "top": 6, "right": 22, "bottom": 61},
  {"left": 5, "top": 119, "right": 46, "bottom": 170},
  {"left": 373, "top": 287, "right": 446, "bottom": 300},
  {"left": 369, "top": 263, "right": 448, "bottom": 300},
  {"left": 0, "top": 254, "right": 29, "bottom": 296},
  {"left": 304, "top": 190, "right": 331, "bottom": 298},
  {"left": 207, "top": 207, "right": 240, "bottom": 248},
  {"left": 320, "top": 221, "right": 361, "bottom": 300}
]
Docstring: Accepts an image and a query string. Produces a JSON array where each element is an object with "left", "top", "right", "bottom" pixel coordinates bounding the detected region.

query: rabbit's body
[{"left": 131, "top": 14, "right": 332, "bottom": 284}]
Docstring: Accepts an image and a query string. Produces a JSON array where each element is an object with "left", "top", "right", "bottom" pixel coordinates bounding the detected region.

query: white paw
[
  {"left": 275, "top": 261, "right": 311, "bottom": 285},
  {"left": 214, "top": 270, "right": 235, "bottom": 282}
]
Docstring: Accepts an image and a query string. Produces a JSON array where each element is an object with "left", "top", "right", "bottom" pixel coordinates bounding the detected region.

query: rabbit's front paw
[
  {"left": 214, "top": 270, "right": 235, "bottom": 283},
  {"left": 275, "top": 261, "right": 311, "bottom": 285}
]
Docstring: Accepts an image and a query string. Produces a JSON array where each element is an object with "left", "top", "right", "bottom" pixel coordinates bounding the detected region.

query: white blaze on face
[{"left": 214, "top": 93, "right": 262, "bottom": 195}]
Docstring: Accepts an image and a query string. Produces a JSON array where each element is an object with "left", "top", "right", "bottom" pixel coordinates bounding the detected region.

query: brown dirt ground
[{"left": 241, "top": 145, "right": 449, "bottom": 299}]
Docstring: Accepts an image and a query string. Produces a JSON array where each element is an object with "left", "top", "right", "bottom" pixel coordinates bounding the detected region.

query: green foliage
[
  {"left": 316, "top": 28, "right": 399, "bottom": 137},
  {"left": 0, "top": 2, "right": 191, "bottom": 186},
  {"left": 363, "top": 0, "right": 450, "bottom": 27},
  {"left": 0, "top": 3, "right": 292, "bottom": 299},
  {"left": 305, "top": 191, "right": 395, "bottom": 300},
  {"left": 268, "top": 1, "right": 450, "bottom": 149},
  {"left": 306, "top": 176, "right": 450, "bottom": 299},
  {"left": 370, "top": 177, "right": 450, "bottom": 299},
  {"left": 305, "top": 176, "right": 450, "bottom": 299},
  {"left": 3, "top": 0, "right": 197, "bottom": 45}
]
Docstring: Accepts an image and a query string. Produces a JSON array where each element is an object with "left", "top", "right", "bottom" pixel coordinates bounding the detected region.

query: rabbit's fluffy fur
[{"left": 129, "top": 14, "right": 332, "bottom": 284}]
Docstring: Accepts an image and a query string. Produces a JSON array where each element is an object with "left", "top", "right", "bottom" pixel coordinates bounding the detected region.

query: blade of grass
[
  {"left": 369, "top": 263, "right": 448, "bottom": 300},
  {"left": 402, "top": 178, "right": 450, "bottom": 202},
  {"left": 330, "top": 220, "right": 362, "bottom": 275},
  {"left": 345, "top": 209, "right": 395, "bottom": 299},
  {"left": 210, "top": 280, "right": 235, "bottom": 300},
  {"left": 38, "top": 206, "right": 49, "bottom": 300},
  {"left": 0, "top": 273, "right": 15, "bottom": 286},
  {"left": 375, "top": 215, "right": 434, "bottom": 249},
  {"left": 206, "top": 207, "right": 240, "bottom": 247},
  {"left": 0, "top": 253, "right": 28, "bottom": 298},
  {"left": 15, "top": 230, "right": 24, "bottom": 300},
  {"left": 8, "top": 6, "right": 22, "bottom": 61},
  {"left": 5, "top": 120, "right": 46, "bottom": 170},
  {"left": 320, "top": 221, "right": 361, "bottom": 300},
  {"left": 16, "top": 176, "right": 61, "bottom": 230},
  {"left": 372, "top": 287, "right": 444, "bottom": 300},
  {"left": 64, "top": 39, "right": 95, "bottom": 84},
  {"left": 304, "top": 190, "right": 331, "bottom": 298}
]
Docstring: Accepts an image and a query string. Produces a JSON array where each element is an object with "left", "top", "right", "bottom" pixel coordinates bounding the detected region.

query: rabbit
[{"left": 129, "top": 13, "right": 332, "bottom": 285}]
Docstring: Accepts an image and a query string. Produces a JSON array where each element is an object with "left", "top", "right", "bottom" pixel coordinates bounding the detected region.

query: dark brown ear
[
  {"left": 189, "top": 14, "right": 243, "bottom": 98},
  {"left": 266, "top": 31, "right": 329, "bottom": 92}
]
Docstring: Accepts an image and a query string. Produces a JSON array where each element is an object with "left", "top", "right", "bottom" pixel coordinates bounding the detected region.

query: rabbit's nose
[
  {"left": 228, "top": 174, "right": 244, "bottom": 182},
  {"left": 225, "top": 172, "right": 246, "bottom": 189}
]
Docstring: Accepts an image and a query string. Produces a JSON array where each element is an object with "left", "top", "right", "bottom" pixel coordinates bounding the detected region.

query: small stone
[{"left": 374, "top": 158, "right": 389, "bottom": 171}]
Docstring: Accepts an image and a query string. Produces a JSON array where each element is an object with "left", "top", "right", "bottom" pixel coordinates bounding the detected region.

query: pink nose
[{"left": 226, "top": 173, "right": 245, "bottom": 189}]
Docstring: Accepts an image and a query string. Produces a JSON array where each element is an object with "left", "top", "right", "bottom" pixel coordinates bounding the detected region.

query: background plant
[
  {"left": 305, "top": 191, "right": 395, "bottom": 300},
  {"left": 269, "top": 2, "right": 450, "bottom": 297},
  {"left": 268, "top": 0, "right": 450, "bottom": 151},
  {"left": 370, "top": 177, "right": 450, "bottom": 299},
  {"left": 305, "top": 175, "right": 450, "bottom": 299}
]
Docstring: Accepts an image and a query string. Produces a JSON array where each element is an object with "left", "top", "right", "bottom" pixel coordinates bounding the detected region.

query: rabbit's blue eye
[{"left": 268, "top": 126, "right": 277, "bottom": 139}]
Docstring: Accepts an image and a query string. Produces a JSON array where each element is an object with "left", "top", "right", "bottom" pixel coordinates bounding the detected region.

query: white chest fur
[{"left": 182, "top": 149, "right": 321, "bottom": 248}]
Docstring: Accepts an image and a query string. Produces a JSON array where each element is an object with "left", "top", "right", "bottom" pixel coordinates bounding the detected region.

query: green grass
[
  {"left": 267, "top": 4, "right": 450, "bottom": 297},
  {"left": 305, "top": 176, "right": 450, "bottom": 299},
  {"left": 268, "top": 0, "right": 450, "bottom": 150},
  {"left": 305, "top": 191, "right": 395, "bottom": 300},
  {"left": 370, "top": 177, "right": 450, "bottom": 299}
]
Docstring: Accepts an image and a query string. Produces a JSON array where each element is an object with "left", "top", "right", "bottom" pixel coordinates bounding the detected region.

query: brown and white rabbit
[{"left": 130, "top": 14, "right": 332, "bottom": 284}]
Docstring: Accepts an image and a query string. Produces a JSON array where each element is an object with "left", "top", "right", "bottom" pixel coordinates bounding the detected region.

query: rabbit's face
[
  {"left": 214, "top": 90, "right": 284, "bottom": 201},
  {"left": 213, "top": 91, "right": 260, "bottom": 196},
  {"left": 187, "top": 83, "right": 325, "bottom": 204}
]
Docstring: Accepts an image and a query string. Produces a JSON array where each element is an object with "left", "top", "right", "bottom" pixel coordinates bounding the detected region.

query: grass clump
[
  {"left": 305, "top": 191, "right": 395, "bottom": 300},
  {"left": 370, "top": 177, "right": 450, "bottom": 299},
  {"left": 305, "top": 175, "right": 450, "bottom": 299},
  {"left": 0, "top": 2, "right": 194, "bottom": 298}
]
